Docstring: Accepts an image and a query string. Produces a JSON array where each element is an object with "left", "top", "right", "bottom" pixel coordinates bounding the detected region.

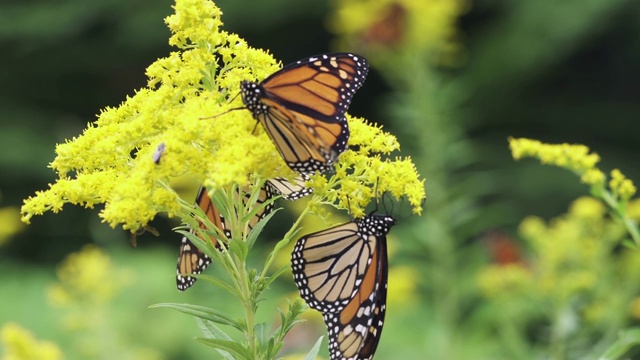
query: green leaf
[
  {"left": 266, "top": 337, "right": 279, "bottom": 360},
  {"left": 621, "top": 239, "right": 637, "bottom": 250},
  {"left": 150, "top": 303, "right": 246, "bottom": 332},
  {"left": 303, "top": 336, "right": 324, "bottom": 360},
  {"left": 598, "top": 328, "right": 640, "bottom": 360},
  {"left": 263, "top": 265, "right": 289, "bottom": 288},
  {"left": 196, "top": 273, "right": 240, "bottom": 297},
  {"left": 212, "top": 188, "right": 234, "bottom": 225},
  {"left": 246, "top": 207, "right": 279, "bottom": 249},
  {"left": 262, "top": 228, "right": 302, "bottom": 273},
  {"left": 196, "top": 338, "right": 251, "bottom": 360},
  {"left": 194, "top": 318, "right": 235, "bottom": 360},
  {"left": 254, "top": 322, "right": 270, "bottom": 354},
  {"left": 229, "top": 238, "right": 249, "bottom": 260},
  {"left": 273, "top": 300, "right": 307, "bottom": 344}
]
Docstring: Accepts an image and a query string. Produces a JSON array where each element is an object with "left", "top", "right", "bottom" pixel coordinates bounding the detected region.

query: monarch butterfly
[
  {"left": 291, "top": 214, "right": 395, "bottom": 360},
  {"left": 177, "top": 177, "right": 311, "bottom": 291},
  {"left": 240, "top": 53, "right": 369, "bottom": 173}
]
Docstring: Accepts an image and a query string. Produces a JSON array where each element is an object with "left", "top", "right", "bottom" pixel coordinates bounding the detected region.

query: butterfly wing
[
  {"left": 176, "top": 186, "right": 224, "bottom": 291},
  {"left": 266, "top": 174, "right": 313, "bottom": 200},
  {"left": 292, "top": 222, "right": 375, "bottom": 312},
  {"left": 262, "top": 53, "right": 369, "bottom": 124},
  {"left": 176, "top": 183, "right": 274, "bottom": 291},
  {"left": 251, "top": 99, "right": 333, "bottom": 172},
  {"left": 291, "top": 214, "right": 394, "bottom": 359},
  {"left": 241, "top": 53, "right": 368, "bottom": 173},
  {"left": 323, "top": 235, "right": 386, "bottom": 360},
  {"left": 241, "top": 182, "right": 275, "bottom": 231}
]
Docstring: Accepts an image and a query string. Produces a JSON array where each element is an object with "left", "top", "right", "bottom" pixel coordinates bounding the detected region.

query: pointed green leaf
[
  {"left": 599, "top": 328, "right": 640, "bottom": 360},
  {"left": 194, "top": 318, "right": 234, "bottom": 360},
  {"left": 245, "top": 205, "right": 279, "bottom": 249},
  {"left": 229, "top": 238, "right": 249, "bottom": 260},
  {"left": 195, "top": 273, "right": 240, "bottom": 297},
  {"left": 254, "top": 322, "right": 270, "bottom": 356},
  {"left": 150, "top": 303, "right": 245, "bottom": 332},
  {"left": 264, "top": 265, "right": 289, "bottom": 287},
  {"left": 196, "top": 338, "right": 250, "bottom": 360},
  {"left": 303, "top": 336, "right": 324, "bottom": 360}
]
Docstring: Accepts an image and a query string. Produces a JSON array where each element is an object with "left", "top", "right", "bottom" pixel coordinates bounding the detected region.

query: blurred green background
[{"left": 2, "top": 0, "right": 640, "bottom": 359}]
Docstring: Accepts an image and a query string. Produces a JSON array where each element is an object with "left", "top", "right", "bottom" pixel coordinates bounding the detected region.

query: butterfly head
[
  {"left": 358, "top": 214, "right": 396, "bottom": 237},
  {"left": 240, "top": 81, "right": 266, "bottom": 115}
]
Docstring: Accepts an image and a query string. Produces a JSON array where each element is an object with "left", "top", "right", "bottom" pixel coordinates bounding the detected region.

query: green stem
[
  {"left": 259, "top": 204, "right": 312, "bottom": 280},
  {"left": 598, "top": 187, "right": 640, "bottom": 246},
  {"left": 236, "top": 253, "right": 257, "bottom": 358}
]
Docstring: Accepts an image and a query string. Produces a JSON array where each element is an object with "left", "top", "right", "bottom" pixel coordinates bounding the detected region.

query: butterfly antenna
[{"left": 199, "top": 92, "right": 245, "bottom": 120}]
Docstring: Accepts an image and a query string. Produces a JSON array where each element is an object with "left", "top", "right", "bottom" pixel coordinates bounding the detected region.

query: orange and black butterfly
[
  {"left": 291, "top": 214, "right": 395, "bottom": 360},
  {"left": 176, "top": 177, "right": 310, "bottom": 291},
  {"left": 240, "top": 53, "right": 369, "bottom": 173}
]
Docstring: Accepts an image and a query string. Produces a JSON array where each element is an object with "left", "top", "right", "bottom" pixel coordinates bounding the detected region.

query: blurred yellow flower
[
  {"left": 630, "top": 297, "right": 640, "bottom": 320},
  {"left": 329, "top": 0, "right": 467, "bottom": 65},
  {"left": 0, "top": 323, "right": 62, "bottom": 360},
  {"left": 510, "top": 137, "right": 640, "bottom": 246},
  {"left": 627, "top": 198, "right": 640, "bottom": 221},
  {"left": 47, "top": 245, "right": 132, "bottom": 307},
  {"left": 479, "top": 196, "right": 639, "bottom": 329},
  {"left": 569, "top": 196, "right": 605, "bottom": 220},
  {"left": 509, "top": 137, "right": 604, "bottom": 186},
  {"left": 0, "top": 206, "right": 24, "bottom": 246},
  {"left": 387, "top": 265, "right": 419, "bottom": 307},
  {"left": 477, "top": 264, "right": 534, "bottom": 298},
  {"left": 610, "top": 168, "right": 637, "bottom": 201}
]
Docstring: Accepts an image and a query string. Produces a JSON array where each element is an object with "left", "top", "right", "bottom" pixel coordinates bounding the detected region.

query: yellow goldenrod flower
[
  {"left": 509, "top": 137, "right": 604, "bottom": 186},
  {"left": 510, "top": 137, "right": 640, "bottom": 246},
  {"left": 21, "top": 0, "right": 424, "bottom": 232},
  {"left": 0, "top": 323, "right": 63, "bottom": 360},
  {"left": 580, "top": 168, "right": 606, "bottom": 185},
  {"left": 609, "top": 168, "right": 637, "bottom": 201},
  {"left": 0, "top": 206, "right": 24, "bottom": 246},
  {"left": 480, "top": 196, "right": 635, "bottom": 323},
  {"left": 47, "top": 245, "right": 132, "bottom": 307},
  {"left": 627, "top": 198, "right": 640, "bottom": 221}
]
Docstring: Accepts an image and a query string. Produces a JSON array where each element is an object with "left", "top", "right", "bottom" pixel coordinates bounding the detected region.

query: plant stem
[
  {"left": 259, "top": 204, "right": 311, "bottom": 279},
  {"left": 598, "top": 187, "right": 640, "bottom": 246},
  {"left": 237, "top": 253, "right": 257, "bottom": 359}
]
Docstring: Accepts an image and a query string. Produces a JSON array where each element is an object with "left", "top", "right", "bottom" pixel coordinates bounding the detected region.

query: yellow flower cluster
[
  {"left": 610, "top": 169, "right": 637, "bottom": 201},
  {"left": 478, "top": 197, "right": 640, "bottom": 324},
  {"left": 48, "top": 245, "right": 132, "bottom": 307},
  {"left": 20, "top": 0, "right": 425, "bottom": 232},
  {"left": 477, "top": 264, "right": 534, "bottom": 299},
  {"left": 329, "top": 0, "right": 467, "bottom": 64},
  {"left": 509, "top": 137, "right": 605, "bottom": 185},
  {"left": 0, "top": 323, "right": 62, "bottom": 360},
  {"left": 312, "top": 116, "right": 425, "bottom": 217},
  {"left": 510, "top": 137, "right": 640, "bottom": 247},
  {"left": 0, "top": 206, "right": 23, "bottom": 246}
]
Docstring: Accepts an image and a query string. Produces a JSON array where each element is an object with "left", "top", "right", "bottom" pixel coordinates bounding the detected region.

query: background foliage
[{"left": 1, "top": 0, "right": 640, "bottom": 359}]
